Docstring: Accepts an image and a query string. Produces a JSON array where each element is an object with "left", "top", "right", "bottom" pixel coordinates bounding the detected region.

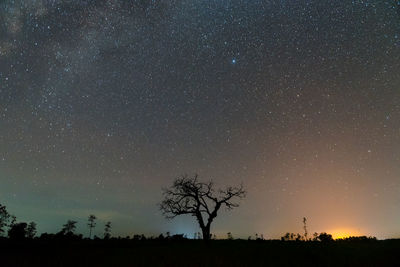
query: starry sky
[{"left": 1, "top": 0, "right": 399, "bottom": 239}]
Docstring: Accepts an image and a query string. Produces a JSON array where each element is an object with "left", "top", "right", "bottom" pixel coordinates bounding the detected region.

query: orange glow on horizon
[{"left": 329, "top": 228, "right": 362, "bottom": 239}]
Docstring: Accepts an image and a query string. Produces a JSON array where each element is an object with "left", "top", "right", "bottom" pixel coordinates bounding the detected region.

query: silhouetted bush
[
  {"left": 8, "top": 222, "right": 28, "bottom": 240},
  {"left": 26, "top": 222, "right": 37, "bottom": 239},
  {"left": 281, "top": 232, "right": 303, "bottom": 241},
  {"left": 60, "top": 220, "right": 77, "bottom": 235},
  {"left": 316, "top": 233, "right": 333, "bottom": 242}
]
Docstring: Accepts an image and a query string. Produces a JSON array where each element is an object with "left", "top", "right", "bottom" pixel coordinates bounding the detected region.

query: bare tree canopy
[{"left": 160, "top": 174, "right": 246, "bottom": 241}]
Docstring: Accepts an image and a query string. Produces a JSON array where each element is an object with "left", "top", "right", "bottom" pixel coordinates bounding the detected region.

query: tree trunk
[{"left": 201, "top": 225, "right": 211, "bottom": 241}]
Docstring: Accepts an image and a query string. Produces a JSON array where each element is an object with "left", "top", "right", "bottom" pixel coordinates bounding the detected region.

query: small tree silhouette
[
  {"left": 8, "top": 222, "right": 28, "bottom": 240},
  {"left": 26, "top": 222, "right": 37, "bottom": 238},
  {"left": 0, "top": 204, "right": 11, "bottom": 236},
  {"left": 160, "top": 174, "right": 245, "bottom": 241},
  {"left": 104, "top": 221, "right": 111, "bottom": 239},
  {"left": 303, "top": 217, "right": 308, "bottom": 241},
  {"left": 61, "top": 220, "right": 77, "bottom": 234},
  {"left": 317, "top": 232, "right": 333, "bottom": 242},
  {"left": 88, "top": 215, "right": 97, "bottom": 239}
]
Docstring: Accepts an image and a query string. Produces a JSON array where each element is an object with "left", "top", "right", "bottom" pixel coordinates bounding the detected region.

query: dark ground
[{"left": 1, "top": 239, "right": 399, "bottom": 267}]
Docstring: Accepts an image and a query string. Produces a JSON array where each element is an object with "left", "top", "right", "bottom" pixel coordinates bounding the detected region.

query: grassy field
[{"left": 1, "top": 239, "right": 399, "bottom": 266}]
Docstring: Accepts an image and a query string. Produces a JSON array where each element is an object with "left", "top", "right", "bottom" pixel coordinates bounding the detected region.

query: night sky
[{"left": 1, "top": 0, "right": 399, "bottom": 239}]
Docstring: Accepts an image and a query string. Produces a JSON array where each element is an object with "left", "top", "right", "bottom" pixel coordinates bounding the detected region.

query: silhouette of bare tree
[{"left": 160, "top": 174, "right": 245, "bottom": 241}]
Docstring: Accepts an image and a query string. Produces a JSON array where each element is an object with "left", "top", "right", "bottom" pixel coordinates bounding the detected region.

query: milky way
[{"left": 0, "top": 0, "right": 399, "bottom": 239}]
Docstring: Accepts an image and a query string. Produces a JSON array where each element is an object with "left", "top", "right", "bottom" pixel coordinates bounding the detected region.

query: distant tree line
[
  {"left": 279, "top": 217, "right": 377, "bottom": 242},
  {"left": 0, "top": 175, "right": 379, "bottom": 243},
  {"left": 0, "top": 203, "right": 192, "bottom": 242},
  {"left": 0, "top": 204, "right": 114, "bottom": 241}
]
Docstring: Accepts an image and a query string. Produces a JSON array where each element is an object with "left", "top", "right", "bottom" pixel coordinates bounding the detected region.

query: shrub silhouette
[
  {"left": 26, "top": 222, "right": 37, "bottom": 239},
  {"left": 8, "top": 222, "right": 28, "bottom": 240},
  {"left": 316, "top": 232, "right": 333, "bottom": 242},
  {"left": 60, "top": 220, "right": 77, "bottom": 235},
  {"left": 281, "top": 232, "right": 299, "bottom": 241}
]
